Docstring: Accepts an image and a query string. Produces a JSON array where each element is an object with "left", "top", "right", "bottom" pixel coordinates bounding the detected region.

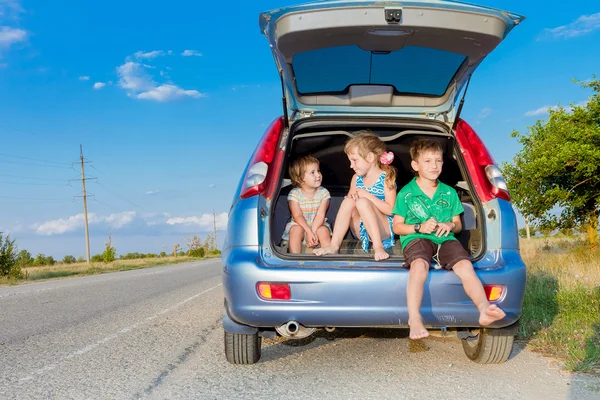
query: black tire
[
  {"left": 224, "top": 331, "right": 261, "bottom": 365},
  {"left": 461, "top": 328, "right": 514, "bottom": 364}
]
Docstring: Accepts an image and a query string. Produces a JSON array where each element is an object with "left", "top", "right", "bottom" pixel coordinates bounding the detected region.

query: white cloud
[
  {"left": 79, "top": 75, "right": 90, "bottom": 81},
  {"left": 136, "top": 84, "right": 204, "bottom": 102},
  {"left": 166, "top": 213, "right": 228, "bottom": 230},
  {"left": 145, "top": 190, "right": 160, "bottom": 195},
  {"left": 524, "top": 99, "right": 589, "bottom": 117},
  {"left": 93, "top": 82, "right": 106, "bottom": 89},
  {"left": 544, "top": 12, "right": 600, "bottom": 39},
  {"left": 31, "top": 211, "right": 227, "bottom": 236},
  {"left": 477, "top": 107, "right": 492, "bottom": 120},
  {"left": 181, "top": 49, "right": 202, "bottom": 57},
  {"left": 209, "top": 184, "right": 215, "bottom": 188},
  {"left": 116, "top": 60, "right": 204, "bottom": 102},
  {"left": 33, "top": 212, "right": 138, "bottom": 236},
  {"left": 0, "top": 0, "right": 23, "bottom": 20},
  {"left": 134, "top": 50, "right": 165, "bottom": 59},
  {"left": 0, "top": 26, "right": 26, "bottom": 48}
]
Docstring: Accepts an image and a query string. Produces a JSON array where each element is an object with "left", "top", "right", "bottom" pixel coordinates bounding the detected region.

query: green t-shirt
[{"left": 392, "top": 177, "right": 464, "bottom": 250}]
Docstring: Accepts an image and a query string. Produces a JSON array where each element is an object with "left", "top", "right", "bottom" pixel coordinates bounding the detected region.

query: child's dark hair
[
  {"left": 409, "top": 139, "right": 444, "bottom": 161},
  {"left": 289, "top": 155, "right": 320, "bottom": 187},
  {"left": 344, "top": 130, "right": 397, "bottom": 189}
]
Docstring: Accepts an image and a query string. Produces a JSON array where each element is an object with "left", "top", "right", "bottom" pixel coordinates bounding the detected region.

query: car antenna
[{"left": 451, "top": 74, "right": 472, "bottom": 133}]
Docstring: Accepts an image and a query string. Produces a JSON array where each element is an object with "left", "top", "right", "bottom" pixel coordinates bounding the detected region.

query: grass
[
  {"left": 519, "top": 237, "right": 600, "bottom": 373},
  {"left": 1, "top": 255, "right": 218, "bottom": 284}
]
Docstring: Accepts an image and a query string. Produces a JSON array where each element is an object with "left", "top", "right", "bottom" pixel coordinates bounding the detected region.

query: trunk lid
[{"left": 259, "top": 0, "right": 524, "bottom": 123}]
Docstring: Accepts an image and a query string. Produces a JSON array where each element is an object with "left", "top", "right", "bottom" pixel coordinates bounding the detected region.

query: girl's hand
[
  {"left": 435, "top": 222, "right": 455, "bottom": 237},
  {"left": 305, "top": 229, "right": 319, "bottom": 247},
  {"left": 345, "top": 192, "right": 359, "bottom": 201},
  {"left": 419, "top": 217, "right": 438, "bottom": 234}
]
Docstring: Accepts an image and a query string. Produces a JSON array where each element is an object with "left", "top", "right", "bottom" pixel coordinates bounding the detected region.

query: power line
[
  {"left": 0, "top": 153, "right": 72, "bottom": 165},
  {"left": 0, "top": 173, "right": 66, "bottom": 181},
  {"left": 0, "top": 159, "right": 74, "bottom": 169},
  {"left": 95, "top": 181, "right": 148, "bottom": 212},
  {"left": 0, "top": 181, "right": 69, "bottom": 186},
  {"left": 0, "top": 195, "right": 70, "bottom": 201}
]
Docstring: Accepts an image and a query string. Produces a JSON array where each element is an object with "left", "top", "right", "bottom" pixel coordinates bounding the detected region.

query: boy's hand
[
  {"left": 419, "top": 218, "right": 438, "bottom": 234},
  {"left": 305, "top": 229, "right": 319, "bottom": 247},
  {"left": 435, "top": 222, "right": 455, "bottom": 237}
]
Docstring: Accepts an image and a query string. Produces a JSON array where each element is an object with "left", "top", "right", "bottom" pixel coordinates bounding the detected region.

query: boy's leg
[
  {"left": 288, "top": 225, "right": 304, "bottom": 254},
  {"left": 407, "top": 258, "right": 430, "bottom": 339},
  {"left": 403, "top": 239, "right": 436, "bottom": 339},
  {"left": 354, "top": 198, "right": 392, "bottom": 261},
  {"left": 315, "top": 225, "right": 332, "bottom": 248},
  {"left": 439, "top": 242, "right": 506, "bottom": 325},
  {"left": 314, "top": 198, "right": 356, "bottom": 255}
]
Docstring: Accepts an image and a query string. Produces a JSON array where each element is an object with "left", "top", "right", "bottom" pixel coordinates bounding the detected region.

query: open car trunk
[{"left": 270, "top": 118, "right": 484, "bottom": 260}]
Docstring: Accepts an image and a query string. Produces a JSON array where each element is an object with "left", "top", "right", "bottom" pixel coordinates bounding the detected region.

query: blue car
[{"left": 222, "top": 0, "right": 526, "bottom": 365}]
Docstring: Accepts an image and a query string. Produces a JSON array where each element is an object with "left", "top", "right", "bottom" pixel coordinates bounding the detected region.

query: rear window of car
[{"left": 292, "top": 45, "right": 466, "bottom": 96}]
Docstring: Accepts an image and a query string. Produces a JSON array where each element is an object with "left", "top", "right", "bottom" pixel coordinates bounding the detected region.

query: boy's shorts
[{"left": 403, "top": 238, "right": 470, "bottom": 270}]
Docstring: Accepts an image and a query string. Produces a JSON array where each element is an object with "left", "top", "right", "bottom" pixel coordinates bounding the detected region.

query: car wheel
[
  {"left": 461, "top": 328, "right": 514, "bottom": 364},
  {"left": 224, "top": 331, "right": 261, "bottom": 364}
]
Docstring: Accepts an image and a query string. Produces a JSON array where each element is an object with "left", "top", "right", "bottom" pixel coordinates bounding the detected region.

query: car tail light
[
  {"left": 257, "top": 283, "right": 291, "bottom": 300},
  {"left": 484, "top": 285, "right": 504, "bottom": 302},
  {"left": 454, "top": 119, "right": 511, "bottom": 202},
  {"left": 240, "top": 117, "right": 285, "bottom": 199}
]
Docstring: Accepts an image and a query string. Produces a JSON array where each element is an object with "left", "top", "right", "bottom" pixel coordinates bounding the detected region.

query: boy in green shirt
[{"left": 392, "top": 139, "right": 505, "bottom": 340}]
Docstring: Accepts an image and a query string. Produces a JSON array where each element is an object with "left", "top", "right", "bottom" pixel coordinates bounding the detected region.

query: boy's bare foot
[
  {"left": 408, "top": 318, "right": 429, "bottom": 340},
  {"left": 313, "top": 245, "right": 339, "bottom": 256},
  {"left": 479, "top": 304, "right": 506, "bottom": 326},
  {"left": 373, "top": 246, "right": 389, "bottom": 261}
]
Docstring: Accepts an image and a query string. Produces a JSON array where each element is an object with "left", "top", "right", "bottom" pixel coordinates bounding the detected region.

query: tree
[
  {"left": 17, "top": 249, "right": 33, "bottom": 266},
  {"left": 102, "top": 234, "right": 116, "bottom": 263},
  {"left": 503, "top": 77, "right": 600, "bottom": 248},
  {"left": 63, "top": 255, "right": 77, "bottom": 264},
  {"left": 0, "top": 232, "right": 22, "bottom": 278}
]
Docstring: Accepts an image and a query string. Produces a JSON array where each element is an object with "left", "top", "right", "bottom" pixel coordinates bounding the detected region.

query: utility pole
[
  {"left": 213, "top": 209, "right": 217, "bottom": 251},
  {"left": 80, "top": 145, "right": 91, "bottom": 263}
]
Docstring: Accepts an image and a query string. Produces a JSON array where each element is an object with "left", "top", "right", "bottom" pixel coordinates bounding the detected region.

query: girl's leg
[
  {"left": 354, "top": 198, "right": 392, "bottom": 260},
  {"left": 288, "top": 225, "right": 304, "bottom": 254},
  {"left": 315, "top": 225, "right": 331, "bottom": 248},
  {"left": 314, "top": 198, "right": 356, "bottom": 255}
]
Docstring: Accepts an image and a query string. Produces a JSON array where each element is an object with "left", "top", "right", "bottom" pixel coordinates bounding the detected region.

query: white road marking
[{"left": 17, "top": 283, "right": 222, "bottom": 383}]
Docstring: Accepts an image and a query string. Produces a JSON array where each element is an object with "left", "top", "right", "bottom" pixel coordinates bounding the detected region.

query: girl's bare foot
[
  {"left": 313, "top": 245, "right": 339, "bottom": 256},
  {"left": 479, "top": 304, "right": 506, "bottom": 326},
  {"left": 373, "top": 246, "right": 389, "bottom": 261},
  {"left": 408, "top": 318, "right": 429, "bottom": 340}
]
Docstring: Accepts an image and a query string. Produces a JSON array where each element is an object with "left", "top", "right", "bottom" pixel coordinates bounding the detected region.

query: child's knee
[
  {"left": 316, "top": 225, "right": 330, "bottom": 235},
  {"left": 410, "top": 259, "right": 429, "bottom": 274},
  {"left": 354, "top": 197, "right": 371, "bottom": 211},
  {"left": 289, "top": 225, "right": 303, "bottom": 237}
]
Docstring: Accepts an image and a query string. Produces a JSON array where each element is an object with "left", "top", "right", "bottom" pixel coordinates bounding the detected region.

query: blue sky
[{"left": 0, "top": 0, "right": 598, "bottom": 259}]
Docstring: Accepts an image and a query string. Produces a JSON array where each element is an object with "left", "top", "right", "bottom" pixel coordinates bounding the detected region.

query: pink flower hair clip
[{"left": 380, "top": 151, "right": 394, "bottom": 165}]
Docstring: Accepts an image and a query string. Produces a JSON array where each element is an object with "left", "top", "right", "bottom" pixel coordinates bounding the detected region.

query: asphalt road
[{"left": 1, "top": 260, "right": 598, "bottom": 399}]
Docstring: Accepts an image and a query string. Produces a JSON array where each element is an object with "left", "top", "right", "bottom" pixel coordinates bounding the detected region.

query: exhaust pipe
[{"left": 275, "top": 320, "right": 316, "bottom": 339}]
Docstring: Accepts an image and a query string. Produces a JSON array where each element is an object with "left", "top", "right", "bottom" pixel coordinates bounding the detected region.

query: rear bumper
[{"left": 222, "top": 246, "right": 526, "bottom": 331}]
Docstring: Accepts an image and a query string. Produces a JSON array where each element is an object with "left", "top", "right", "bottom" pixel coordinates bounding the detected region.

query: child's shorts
[{"left": 403, "top": 238, "right": 470, "bottom": 270}]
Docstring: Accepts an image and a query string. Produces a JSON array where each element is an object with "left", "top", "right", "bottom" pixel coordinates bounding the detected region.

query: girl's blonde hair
[
  {"left": 344, "top": 130, "right": 397, "bottom": 189},
  {"left": 289, "top": 155, "right": 320, "bottom": 188}
]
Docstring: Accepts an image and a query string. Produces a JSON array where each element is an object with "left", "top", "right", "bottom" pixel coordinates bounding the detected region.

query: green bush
[
  {"left": 17, "top": 249, "right": 33, "bottom": 266},
  {"left": 63, "top": 255, "right": 77, "bottom": 264},
  {"left": 0, "top": 232, "right": 22, "bottom": 279},
  {"left": 189, "top": 248, "right": 205, "bottom": 258},
  {"left": 91, "top": 254, "right": 103, "bottom": 262},
  {"left": 33, "top": 253, "right": 55, "bottom": 266},
  {"left": 159, "top": 251, "right": 167, "bottom": 258}
]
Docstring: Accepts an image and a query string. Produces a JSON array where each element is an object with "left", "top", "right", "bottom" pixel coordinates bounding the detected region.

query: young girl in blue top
[{"left": 314, "top": 131, "right": 397, "bottom": 261}]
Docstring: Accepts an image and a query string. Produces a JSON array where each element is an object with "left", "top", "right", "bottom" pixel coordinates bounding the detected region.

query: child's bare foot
[
  {"left": 408, "top": 318, "right": 429, "bottom": 340},
  {"left": 313, "top": 245, "right": 339, "bottom": 256},
  {"left": 479, "top": 304, "right": 506, "bottom": 326},
  {"left": 373, "top": 246, "right": 389, "bottom": 261}
]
